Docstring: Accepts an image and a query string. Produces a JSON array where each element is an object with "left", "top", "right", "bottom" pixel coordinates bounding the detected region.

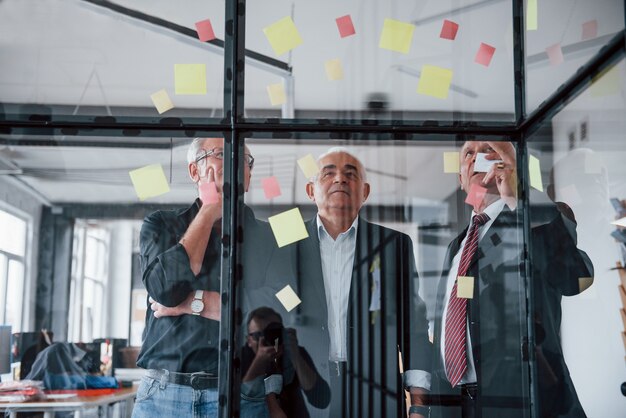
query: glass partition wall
[{"left": 0, "top": 0, "right": 624, "bottom": 417}]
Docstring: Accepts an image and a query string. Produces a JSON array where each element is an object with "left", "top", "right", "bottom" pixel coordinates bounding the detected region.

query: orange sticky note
[
  {"left": 443, "top": 152, "right": 460, "bottom": 173},
  {"left": 325, "top": 59, "right": 344, "bottom": 81},
  {"left": 546, "top": 43, "right": 564, "bottom": 66},
  {"left": 275, "top": 284, "right": 302, "bottom": 312},
  {"left": 582, "top": 20, "right": 598, "bottom": 41},
  {"left": 266, "top": 83, "right": 286, "bottom": 106},
  {"left": 195, "top": 19, "right": 216, "bottom": 42},
  {"left": 440, "top": 20, "right": 459, "bottom": 40},
  {"left": 379, "top": 18, "right": 415, "bottom": 54},
  {"left": 297, "top": 154, "right": 319, "bottom": 179},
  {"left": 475, "top": 43, "right": 496, "bottom": 67},
  {"left": 465, "top": 184, "right": 487, "bottom": 207},
  {"left": 262, "top": 176, "right": 282, "bottom": 199},
  {"left": 150, "top": 89, "right": 174, "bottom": 114},
  {"left": 268, "top": 208, "right": 309, "bottom": 248},
  {"left": 263, "top": 16, "right": 303, "bottom": 56},
  {"left": 199, "top": 181, "right": 219, "bottom": 204},
  {"left": 174, "top": 64, "right": 206, "bottom": 95},
  {"left": 336, "top": 15, "right": 356, "bottom": 38},
  {"left": 417, "top": 65, "right": 453, "bottom": 99},
  {"left": 129, "top": 164, "right": 170, "bottom": 201}
]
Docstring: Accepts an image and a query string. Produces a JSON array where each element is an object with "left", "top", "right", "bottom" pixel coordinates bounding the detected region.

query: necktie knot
[{"left": 472, "top": 213, "right": 490, "bottom": 227}]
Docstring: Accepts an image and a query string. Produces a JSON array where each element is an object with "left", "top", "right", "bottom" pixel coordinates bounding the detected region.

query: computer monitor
[{"left": 0, "top": 325, "right": 12, "bottom": 374}]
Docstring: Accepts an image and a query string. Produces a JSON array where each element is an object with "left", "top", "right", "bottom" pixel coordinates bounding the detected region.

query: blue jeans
[{"left": 132, "top": 375, "right": 219, "bottom": 418}]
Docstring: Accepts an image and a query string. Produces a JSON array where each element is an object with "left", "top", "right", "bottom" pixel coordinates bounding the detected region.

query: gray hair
[
  {"left": 313, "top": 146, "right": 367, "bottom": 181},
  {"left": 187, "top": 137, "right": 207, "bottom": 164}
]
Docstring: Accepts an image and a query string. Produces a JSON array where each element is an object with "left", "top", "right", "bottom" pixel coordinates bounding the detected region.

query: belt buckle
[{"left": 189, "top": 372, "right": 214, "bottom": 390}]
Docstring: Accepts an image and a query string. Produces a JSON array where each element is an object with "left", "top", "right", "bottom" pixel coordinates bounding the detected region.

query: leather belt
[
  {"left": 146, "top": 369, "right": 218, "bottom": 390},
  {"left": 460, "top": 383, "right": 478, "bottom": 399}
]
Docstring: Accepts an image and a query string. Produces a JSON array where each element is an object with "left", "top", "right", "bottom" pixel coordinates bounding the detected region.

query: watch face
[{"left": 190, "top": 299, "right": 204, "bottom": 313}]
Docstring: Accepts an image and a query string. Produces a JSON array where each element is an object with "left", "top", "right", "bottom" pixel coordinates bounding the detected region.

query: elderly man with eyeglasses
[{"left": 133, "top": 137, "right": 292, "bottom": 418}]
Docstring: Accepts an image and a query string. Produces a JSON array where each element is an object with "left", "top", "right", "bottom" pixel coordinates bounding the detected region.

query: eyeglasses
[
  {"left": 248, "top": 331, "right": 263, "bottom": 341},
  {"left": 194, "top": 147, "right": 255, "bottom": 169}
]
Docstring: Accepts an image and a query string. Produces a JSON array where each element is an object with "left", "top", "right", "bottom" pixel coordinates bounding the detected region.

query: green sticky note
[
  {"left": 268, "top": 208, "right": 309, "bottom": 248},
  {"left": 275, "top": 284, "right": 302, "bottom": 312},
  {"left": 417, "top": 65, "right": 453, "bottom": 99},
  {"left": 457, "top": 276, "right": 474, "bottom": 299},
  {"left": 263, "top": 16, "right": 303, "bottom": 56},
  {"left": 174, "top": 64, "right": 206, "bottom": 95},
  {"left": 129, "top": 164, "right": 170, "bottom": 201},
  {"left": 297, "top": 154, "right": 319, "bottom": 179},
  {"left": 379, "top": 18, "right": 415, "bottom": 54},
  {"left": 528, "top": 154, "right": 543, "bottom": 192},
  {"left": 527, "top": 0, "right": 538, "bottom": 31},
  {"left": 443, "top": 152, "right": 460, "bottom": 173}
]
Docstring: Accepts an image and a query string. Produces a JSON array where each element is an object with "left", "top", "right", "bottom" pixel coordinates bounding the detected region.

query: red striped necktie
[{"left": 444, "top": 212, "right": 490, "bottom": 387}]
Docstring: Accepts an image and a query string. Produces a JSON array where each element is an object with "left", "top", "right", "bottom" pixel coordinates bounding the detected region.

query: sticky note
[
  {"left": 457, "top": 276, "right": 474, "bottom": 299},
  {"left": 474, "top": 153, "right": 503, "bottom": 173},
  {"left": 527, "top": 0, "right": 538, "bottom": 31},
  {"left": 578, "top": 277, "right": 593, "bottom": 292},
  {"left": 275, "top": 284, "right": 302, "bottom": 312},
  {"left": 195, "top": 19, "right": 216, "bottom": 42},
  {"left": 129, "top": 164, "right": 170, "bottom": 201},
  {"left": 199, "top": 181, "right": 219, "bottom": 204},
  {"left": 546, "top": 43, "right": 564, "bottom": 66},
  {"left": 379, "top": 18, "right": 415, "bottom": 54},
  {"left": 297, "top": 154, "right": 319, "bottom": 179},
  {"left": 267, "top": 83, "right": 286, "bottom": 106},
  {"left": 417, "top": 65, "right": 453, "bottom": 99},
  {"left": 336, "top": 15, "right": 355, "bottom": 38},
  {"left": 268, "top": 208, "right": 309, "bottom": 248},
  {"left": 582, "top": 20, "right": 598, "bottom": 40},
  {"left": 325, "top": 59, "right": 344, "bottom": 81},
  {"left": 263, "top": 16, "right": 303, "bottom": 56},
  {"left": 440, "top": 19, "right": 459, "bottom": 40},
  {"left": 150, "top": 89, "right": 174, "bottom": 114},
  {"left": 612, "top": 217, "right": 626, "bottom": 228},
  {"left": 590, "top": 65, "right": 621, "bottom": 97},
  {"left": 465, "top": 184, "right": 487, "bottom": 207},
  {"left": 174, "top": 64, "right": 206, "bottom": 95},
  {"left": 528, "top": 154, "right": 543, "bottom": 192},
  {"left": 475, "top": 43, "right": 496, "bottom": 67},
  {"left": 443, "top": 152, "right": 460, "bottom": 173},
  {"left": 261, "top": 176, "right": 282, "bottom": 199}
]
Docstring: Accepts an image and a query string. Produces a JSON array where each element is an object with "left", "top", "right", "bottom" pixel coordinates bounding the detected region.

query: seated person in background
[{"left": 240, "top": 307, "right": 330, "bottom": 418}]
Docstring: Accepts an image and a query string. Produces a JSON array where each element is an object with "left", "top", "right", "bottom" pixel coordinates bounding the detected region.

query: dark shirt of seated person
[{"left": 240, "top": 307, "right": 330, "bottom": 418}]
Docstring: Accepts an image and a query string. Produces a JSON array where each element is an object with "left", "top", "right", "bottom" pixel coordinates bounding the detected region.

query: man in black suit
[
  {"left": 429, "top": 141, "right": 592, "bottom": 418},
  {"left": 295, "top": 147, "right": 432, "bottom": 417}
]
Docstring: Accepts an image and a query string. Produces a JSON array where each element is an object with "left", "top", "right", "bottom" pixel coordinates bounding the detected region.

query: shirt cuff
[{"left": 404, "top": 369, "right": 431, "bottom": 391}]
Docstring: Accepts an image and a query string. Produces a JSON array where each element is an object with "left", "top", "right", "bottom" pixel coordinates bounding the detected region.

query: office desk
[{"left": 0, "top": 385, "right": 137, "bottom": 418}]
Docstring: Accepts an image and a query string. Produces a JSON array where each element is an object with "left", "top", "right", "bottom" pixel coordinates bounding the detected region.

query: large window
[{"left": 0, "top": 207, "right": 28, "bottom": 332}]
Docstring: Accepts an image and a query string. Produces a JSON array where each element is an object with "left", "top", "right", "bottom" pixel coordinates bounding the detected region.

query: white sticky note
[
  {"left": 474, "top": 153, "right": 503, "bottom": 173},
  {"left": 457, "top": 276, "right": 474, "bottom": 299},
  {"left": 275, "top": 284, "right": 302, "bottom": 312},
  {"left": 369, "top": 267, "right": 381, "bottom": 312}
]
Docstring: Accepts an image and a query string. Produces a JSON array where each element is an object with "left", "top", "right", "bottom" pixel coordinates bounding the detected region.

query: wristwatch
[{"left": 190, "top": 290, "right": 204, "bottom": 315}]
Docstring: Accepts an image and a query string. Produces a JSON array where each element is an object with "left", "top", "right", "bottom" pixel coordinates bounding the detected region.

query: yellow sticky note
[
  {"left": 275, "top": 284, "right": 302, "bottom": 312},
  {"left": 443, "top": 152, "right": 460, "bottom": 173},
  {"left": 129, "top": 164, "right": 170, "bottom": 201},
  {"left": 150, "top": 89, "right": 174, "bottom": 114},
  {"left": 379, "top": 18, "right": 415, "bottom": 54},
  {"left": 297, "top": 154, "right": 319, "bottom": 179},
  {"left": 590, "top": 65, "right": 621, "bottom": 97},
  {"left": 267, "top": 83, "right": 286, "bottom": 106},
  {"left": 325, "top": 59, "right": 344, "bottom": 81},
  {"left": 268, "top": 208, "right": 309, "bottom": 248},
  {"left": 527, "top": 0, "right": 538, "bottom": 31},
  {"left": 528, "top": 154, "right": 543, "bottom": 192},
  {"left": 457, "top": 276, "right": 474, "bottom": 299},
  {"left": 174, "top": 64, "right": 206, "bottom": 95},
  {"left": 263, "top": 16, "right": 303, "bottom": 56},
  {"left": 417, "top": 65, "right": 453, "bottom": 99}
]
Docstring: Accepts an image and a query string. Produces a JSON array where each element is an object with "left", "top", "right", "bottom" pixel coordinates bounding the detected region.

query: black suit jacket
[
  {"left": 295, "top": 216, "right": 432, "bottom": 416},
  {"left": 431, "top": 205, "right": 592, "bottom": 418}
]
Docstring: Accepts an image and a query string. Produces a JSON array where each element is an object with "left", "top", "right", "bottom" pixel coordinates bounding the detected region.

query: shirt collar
[
  {"left": 316, "top": 214, "right": 359, "bottom": 241},
  {"left": 471, "top": 199, "right": 506, "bottom": 225}
]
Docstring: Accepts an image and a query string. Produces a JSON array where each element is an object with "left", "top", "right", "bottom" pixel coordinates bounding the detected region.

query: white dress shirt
[
  {"left": 316, "top": 214, "right": 358, "bottom": 362},
  {"left": 440, "top": 199, "right": 506, "bottom": 384}
]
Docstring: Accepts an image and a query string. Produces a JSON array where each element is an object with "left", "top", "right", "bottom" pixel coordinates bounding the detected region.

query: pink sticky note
[
  {"left": 195, "top": 19, "right": 216, "bottom": 42},
  {"left": 336, "top": 15, "right": 356, "bottom": 38},
  {"left": 474, "top": 43, "right": 496, "bottom": 67},
  {"left": 199, "top": 181, "right": 219, "bottom": 204},
  {"left": 546, "top": 43, "right": 564, "bottom": 66},
  {"left": 261, "top": 176, "right": 282, "bottom": 199},
  {"left": 582, "top": 20, "right": 598, "bottom": 41},
  {"left": 465, "top": 184, "right": 488, "bottom": 207},
  {"left": 440, "top": 20, "right": 459, "bottom": 40}
]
